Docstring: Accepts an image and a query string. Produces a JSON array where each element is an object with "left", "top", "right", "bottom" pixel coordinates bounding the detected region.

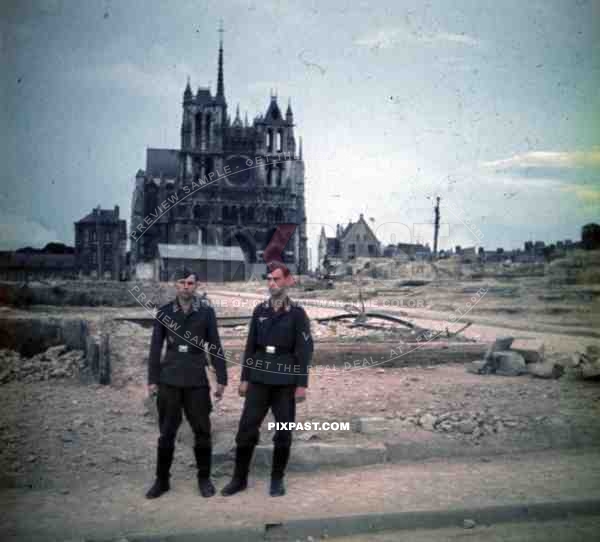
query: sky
[{"left": 2, "top": 0, "right": 599, "bottom": 266}]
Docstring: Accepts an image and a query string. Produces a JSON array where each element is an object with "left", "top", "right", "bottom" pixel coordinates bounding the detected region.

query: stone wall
[{"left": 0, "top": 280, "right": 175, "bottom": 308}]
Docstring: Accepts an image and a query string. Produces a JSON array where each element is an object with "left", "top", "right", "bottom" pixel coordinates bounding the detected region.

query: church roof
[
  {"left": 263, "top": 97, "right": 285, "bottom": 125},
  {"left": 340, "top": 214, "right": 379, "bottom": 243},
  {"left": 146, "top": 148, "right": 179, "bottom": 179}
]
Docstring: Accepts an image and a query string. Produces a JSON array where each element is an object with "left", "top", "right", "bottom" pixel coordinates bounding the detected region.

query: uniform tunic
[
  {"left": 241, "top": 297, "right": 313, "bottom": 387},
  {"left": 148, "top": 295, "right": 228, "bottom": 388}
]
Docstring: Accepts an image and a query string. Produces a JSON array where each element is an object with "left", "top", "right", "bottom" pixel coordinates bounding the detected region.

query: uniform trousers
[
  {"left": 235, "top": 382, "right": 296, "bottom": 448},
  {"left": 157, "top": 383, "right": 212, "bottom": 449}
]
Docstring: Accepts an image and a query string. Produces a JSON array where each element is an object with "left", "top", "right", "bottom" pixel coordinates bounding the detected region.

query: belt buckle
[
  {"left": 178, "top": 345, "right": 189, "bottom": 353},
  {"left": 265, "top": 345, "right": 276, "bottom": 354}
]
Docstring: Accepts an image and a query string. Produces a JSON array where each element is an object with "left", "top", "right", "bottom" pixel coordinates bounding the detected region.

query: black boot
[
  {"left": 221, "top": 445, "right": 255, "bottom": 496},
  {"left": 146, "top": 446, "right": 174, "bottom": 499},
  {"left": 270, "top": 445, "right": 290, "bottom": 497},
  {"left": 194, "top": 445, "right": 215, "bottom": 498}
]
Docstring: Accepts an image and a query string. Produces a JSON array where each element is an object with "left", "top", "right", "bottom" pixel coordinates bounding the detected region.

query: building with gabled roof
[{"left": 318, "top": 214, "right": 381, "bottom": 271}]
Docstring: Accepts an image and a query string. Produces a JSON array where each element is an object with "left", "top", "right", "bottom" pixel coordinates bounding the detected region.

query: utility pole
[{"left": 433, "top": 196, "right": 440, "bottom": 259}]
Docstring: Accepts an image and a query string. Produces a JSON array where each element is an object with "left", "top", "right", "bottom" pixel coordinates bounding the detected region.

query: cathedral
[{"left": 130, "top": 34, "right": 308, "bottom": 280}]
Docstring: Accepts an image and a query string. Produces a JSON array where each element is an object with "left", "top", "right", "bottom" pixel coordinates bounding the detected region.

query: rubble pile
[
  {"left": 572, "top": 345, "right": 600, "bottom": 380},
  {"left": 0, "top": 345, "right": 84, "bottom": 384},
  {"left": 352, "top": 408, "right": 526, "bottom": 440},
  {"left": 412, "top": 409, "right": 523, "bottom": 438},
  {"left": 466, "top": 336, "right": 568, "bottom": 379},
  {"left": 313, "top": 321, "right": 386, "bottom": 340}
]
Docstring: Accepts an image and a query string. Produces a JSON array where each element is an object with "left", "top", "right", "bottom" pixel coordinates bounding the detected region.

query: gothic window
[
  {"left": 90, "top": 230, "right": 97, "bottom": 242},
  {"left": 194, "top": 112, "right": 202, "bottom": 148},
  {"left": 276, "top": 130, "right": 283, "bottom": 152},
  {"left": 194, "top": 204, "right": 203, "bottom": 220},
  {"left": 267, "top": 129, "right": 273, "bottom": 152},
  {"left": 276, "top": 164, "right": 283, "bottom": 187},
  {"left": 267, "top": 164, "right": 273, "bottom": 186},
  {"left": 205, "top": 156, "right": 214, "bottom": 177},
  {"left": 205, "top": 112, "right": 212, "bottom": 148}
]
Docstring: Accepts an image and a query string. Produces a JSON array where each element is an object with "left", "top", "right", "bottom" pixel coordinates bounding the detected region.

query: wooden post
[{"left": 98, "top": 333, "right": 111, "bottom": 385}]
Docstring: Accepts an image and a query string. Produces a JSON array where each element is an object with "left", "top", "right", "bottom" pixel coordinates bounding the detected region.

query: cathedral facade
[{"left": 130, "top": 36, "right": 308, "bottom": 279}]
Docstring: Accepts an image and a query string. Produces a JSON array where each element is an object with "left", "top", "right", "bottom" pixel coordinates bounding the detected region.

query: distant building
[
  {"left": 582, "top": 223, "right": 600, "bottom": 250},
  {"left": 155, "top": 242, "right": 245, "bottom": 282},
  {"left": 0, "top": 244, "right": 76, "bottom": 281},
  {"left": 74, "top": 205, "right": 127, "bottom": 280},
  {"left": 460, "top": 246, "right": 477, "bottom": 262},
  {"left": 318, "top": 214, "right": 381, "bottom": 270},
  {"left": 381, "top": 242, "right": 432, "bottom": 260}
]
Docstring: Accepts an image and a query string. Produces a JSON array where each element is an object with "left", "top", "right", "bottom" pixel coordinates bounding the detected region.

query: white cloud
[
  {"left": 560, "top": 183, "right": 600, "bottom": 203},
  {"left": 481, "top": 150, "right": 600, "bottom": 171},
  {"left": 354, "top": 27, "right": 482, "bottom": 50}
]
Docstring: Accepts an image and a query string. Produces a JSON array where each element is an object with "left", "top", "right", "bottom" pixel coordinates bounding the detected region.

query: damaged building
[
  {"left": 130, "top": 34, "right": 308, "bottom": 281},
  {"left": 318, "top": 214, "right": 381, "bottom": 272}
]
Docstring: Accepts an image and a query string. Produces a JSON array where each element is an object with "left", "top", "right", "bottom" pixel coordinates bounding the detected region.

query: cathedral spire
[
  {"left": 216, "top": 21, "right": 225, "bottom": 103},
  {"left": 233, "top": 103, "right": 242, "bottom": 127},
  {"left": 183, "top": 76, "right": 193, "bottom": 103}
]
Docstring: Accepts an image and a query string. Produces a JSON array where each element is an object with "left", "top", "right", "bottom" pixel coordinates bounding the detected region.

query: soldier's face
[
  {"left": 267, "top": 268, "right": 289, "bottom": 296},
  {"left": 175, "top": 275, "right": 197, "bottom": 299}
]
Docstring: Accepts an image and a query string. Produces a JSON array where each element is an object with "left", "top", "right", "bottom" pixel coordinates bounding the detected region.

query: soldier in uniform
[
  {"left": 221, "top": 261, "right": 313, "bottom": 497},
  {"left": 145, "top": 268, "right": 227, "bottom": 499}
]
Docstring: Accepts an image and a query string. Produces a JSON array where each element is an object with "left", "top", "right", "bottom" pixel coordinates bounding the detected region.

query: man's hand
[
  {"left": 214, "top": 384, "right": 225, "bottom": 401},
  {"left": 295, "top": 386, "right": 307, "bottom": 403},
  {"left": 238, "top": 381, "right": 249, "bottom": 397},
  {"left": 147, "top": 384, "right": 158, "bottom": 397}
]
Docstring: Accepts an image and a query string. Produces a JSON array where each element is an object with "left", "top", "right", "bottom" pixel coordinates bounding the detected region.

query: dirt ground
[
  {"left": 1, "top": 343, "right": 599, "bottom": 492},
  {"left": 1, "top": 272, "right": 600, "bottom": 503}
]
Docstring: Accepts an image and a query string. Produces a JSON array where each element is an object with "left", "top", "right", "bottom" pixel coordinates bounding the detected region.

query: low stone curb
[{"left": 85, "top": 497, "right": 600, "bottom": 542}]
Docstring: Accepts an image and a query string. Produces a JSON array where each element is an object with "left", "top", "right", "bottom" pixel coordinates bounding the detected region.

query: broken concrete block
[
  {"left": 456, "top": 420, "right": 477, "bottom": 434},
  {"left": 511, "top": 339, "right": 545, "bottom": 364},
  {"left": 528, "top": 361, "right": 564, "bottom": 379},
  {"left": 494, "top": 351, "right": 527, "bottom": 376},
  {"left": 572, "top": 347, "right": 600, "bottom": 380},
  {"left": 490, "top": 336, "right": 515, "bottom": 353},
  {"left": 418, "top": 413, "right": 437, "bottom": 431},
  {"left": 351, "top": 416, "right": 390, "bottom": 434},
  {"left": 586, "top": 345, "right": 600, "bottom": 359}
]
